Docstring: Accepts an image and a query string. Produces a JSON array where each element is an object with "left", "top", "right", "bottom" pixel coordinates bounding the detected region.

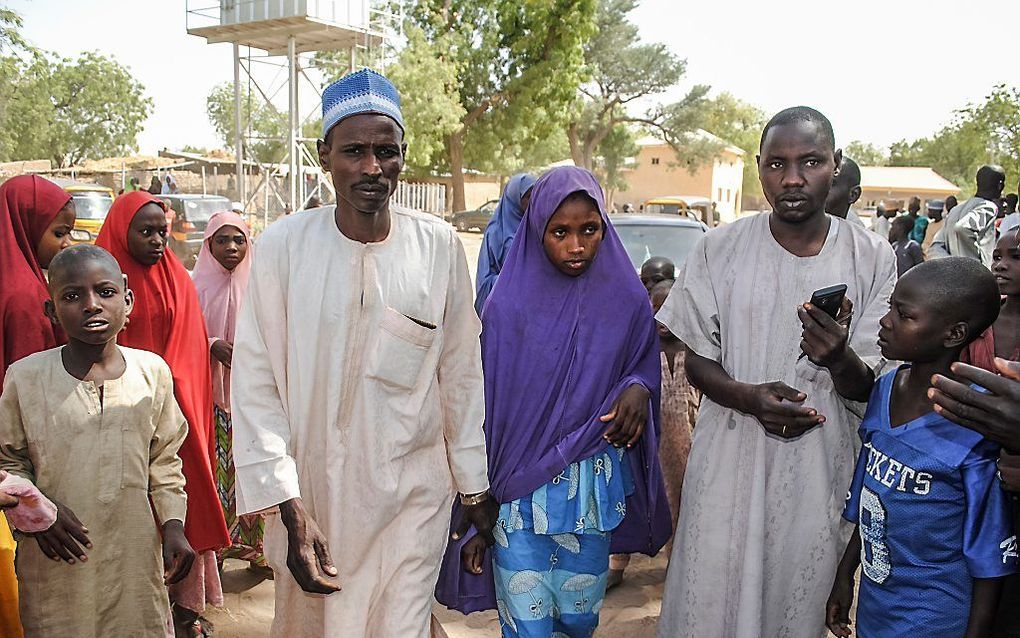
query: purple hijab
[{"left": 436, "top": 166, "right": 671, "bottom": 613}]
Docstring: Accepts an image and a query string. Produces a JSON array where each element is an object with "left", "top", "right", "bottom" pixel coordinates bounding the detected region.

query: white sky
[{"left": 7, "top": 0, "right": 1019, "bottom": 155}]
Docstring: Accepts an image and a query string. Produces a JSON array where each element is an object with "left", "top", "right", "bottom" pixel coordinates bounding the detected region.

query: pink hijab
[{"left": 191, "top": 211, "right": 252, "bottom": 411}]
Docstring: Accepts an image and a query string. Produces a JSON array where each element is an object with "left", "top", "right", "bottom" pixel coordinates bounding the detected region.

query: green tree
[
  {"left": 889, "top": 85, "right": 1020, "bottom": 195},
  {"left": 595, "top": 123, "right": 638, "bottom": 207},
  {"left": 568, "top": 0, "right": 713, "bottom": 173},
  {"left": 205, "top": 81, "right": 289, "bottom": 164},
  {"left": 2, "top": 51, "right": 151, "bottom": 167},
  {"left": 700, "top": 92, "right": 767, "bottom": 201},
  {"left": 843, "top": 140, "right": 888, "bottom": 167},
  {"left": 321, "top": 0, "right": 596, "bottom": 211}
]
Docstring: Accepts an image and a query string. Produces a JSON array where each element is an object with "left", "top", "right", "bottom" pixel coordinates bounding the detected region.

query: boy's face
[
  {"left": 992, "top": 231, "right": 1020, "bottom": 297},
  {"left": 878, "top": 272, "right": 959, "bottom": 362},
  {"left": 650, "top": 288, "right": 676, "bottom": 341},
  {"left": 543, "top": 195, "right": 604, "bottom": 277},
  {"left": 46, "top": 260, "right": 133, "bottom": 345},
  {"left": 127, "top": 203, "right": 169, "bottom": 266}
]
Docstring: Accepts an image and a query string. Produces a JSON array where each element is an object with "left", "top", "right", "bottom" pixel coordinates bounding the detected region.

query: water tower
[{"left": 186, "top": 1, "right": 396, "bottom": 216}]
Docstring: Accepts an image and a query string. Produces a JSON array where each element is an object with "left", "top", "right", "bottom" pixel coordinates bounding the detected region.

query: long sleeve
[
  {"left": 148, "top": 365, "right": 189, "bottom": 525},
  {"left": 0, "top": 372, "right": 34, "bottom": 483},
  {"left": 230, "top": 233, "right": 301, "bottom": 514},
  {"left": 439, "top": 232, "right": 490, "bottom": 494}
]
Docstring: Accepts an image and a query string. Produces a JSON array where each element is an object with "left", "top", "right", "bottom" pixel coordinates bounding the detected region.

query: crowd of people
[{"left": 0, "top": 66, "right": 1018, "bottom": 638}]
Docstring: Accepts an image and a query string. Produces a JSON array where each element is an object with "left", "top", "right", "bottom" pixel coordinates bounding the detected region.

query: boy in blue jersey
[{"left": 826, "top": 257, "right": 1019, "bottom": 638}]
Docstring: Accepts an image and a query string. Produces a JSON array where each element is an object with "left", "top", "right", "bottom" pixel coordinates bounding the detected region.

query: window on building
[
  {"left": 651, "top": 157, "right": 660, "bottom": 165},
  {"left": 717, "top": 188, "right": 723, "bottom": 201},
  {"left": 726, "top": 189, "right": 731, "bottom": 202}
]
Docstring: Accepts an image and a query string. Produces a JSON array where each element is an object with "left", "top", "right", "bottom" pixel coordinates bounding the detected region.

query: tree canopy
[
  {"left": 1, "top": 50, "right": 151, "bottom": 167},
  {"left": 568, "top": 0, "right": 713, "bottom": 175}
]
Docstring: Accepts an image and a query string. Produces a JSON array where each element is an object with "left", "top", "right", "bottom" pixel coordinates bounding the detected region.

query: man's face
[
  {"left": 757, "top": 121, "right": 839, "bottom": 224},
  {"left": 824, "top": 172, "right": 859, "bottom": 219},
  {"left": 908, "top": 198, "right": 921, "bottom": 215},
  {"left": 318, "top": 114, "right": 406, "bottom": 215}
]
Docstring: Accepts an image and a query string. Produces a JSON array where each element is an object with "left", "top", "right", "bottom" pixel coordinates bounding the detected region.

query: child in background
[
  {"left": 826, "top": 257, "right": 1017, "bottom": 638},
  {"left": 888, "top": 215, "right": 924, "bottom": 276},
  {"left": 191, "top": 211, "right": 267, "bottom": 570},
  {"left": 607, "top": 278, "right": 698, "bottom": 589},
  {"left": 0, "top": 245, "right": 194, "bottom": 636}
]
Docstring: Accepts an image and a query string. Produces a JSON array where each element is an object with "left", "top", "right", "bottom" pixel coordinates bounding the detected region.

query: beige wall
[
  {"left": 425, "top": 175, "right": 502, "bottom": 212},
  {"left": 617, "top": 144, "right": 744, "bottom": 221}
]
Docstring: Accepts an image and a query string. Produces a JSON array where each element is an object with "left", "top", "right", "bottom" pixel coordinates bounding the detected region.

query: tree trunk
[
  {"left": 448, "top": 132, "right": 466, "bottom": 213},
  {"left": 568, "top": 122, "right": 584, "bottom": 167}
]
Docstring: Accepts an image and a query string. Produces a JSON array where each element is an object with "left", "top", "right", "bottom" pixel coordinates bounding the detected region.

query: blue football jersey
[{"left": 843, "top": 367, "right": 1018, "bottom": 637}]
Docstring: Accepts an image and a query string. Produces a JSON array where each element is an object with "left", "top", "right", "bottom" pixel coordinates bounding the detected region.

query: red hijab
[
  {"left": 96, "top": 191, "right": 229, "bottom": 552},
  {"left": 0, "top": 175, "right": 71, "bottom": 386}
]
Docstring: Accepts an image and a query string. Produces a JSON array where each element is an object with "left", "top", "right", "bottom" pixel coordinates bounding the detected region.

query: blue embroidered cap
[{"left": 321, "top": 68, "right": 405, "bottom": 138}]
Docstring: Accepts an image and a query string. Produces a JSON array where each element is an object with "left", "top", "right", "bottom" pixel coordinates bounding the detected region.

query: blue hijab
[
  {"left": 474, "top": 173, "right": 538, "bottom": 315},
  {"left": 437, "top": 166, "right": 671, "bottom": 613}
]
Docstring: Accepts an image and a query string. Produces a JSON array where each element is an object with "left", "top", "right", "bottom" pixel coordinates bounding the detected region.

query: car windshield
[
  {"left": 182, "top": 198, "right": 230, "bottom": 222},
  {"left": 615, "top": 223, "right": 704, "bottom": 270},
  {"left": 71, "top": 193, "right": 113, "bottom": 220},
  {"left": 646, "top": 203, "right": 687, "bottom": 215}
]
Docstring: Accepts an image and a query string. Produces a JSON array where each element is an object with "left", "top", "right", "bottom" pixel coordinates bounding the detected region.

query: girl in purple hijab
[{"left": 436, "top": 166, "right": 670, "bottom": 636}]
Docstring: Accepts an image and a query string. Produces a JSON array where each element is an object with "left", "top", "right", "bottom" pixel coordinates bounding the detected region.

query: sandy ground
[{"left": 205, "top": 553, "right": 666, "bottom": 638}]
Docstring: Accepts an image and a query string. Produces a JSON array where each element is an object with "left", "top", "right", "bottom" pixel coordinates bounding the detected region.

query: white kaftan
[
  {"left": 230, "top": 205, "right": 489, "bottom": 638},
  {"left": 655, "top": 213, "right": 896, "bottom": 638}
]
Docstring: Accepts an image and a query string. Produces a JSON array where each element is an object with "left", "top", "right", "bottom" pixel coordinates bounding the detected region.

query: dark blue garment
[
  {"left": 843, "top": 367, "right": 1018, "bottom": 637},
  {"left": 474, "top": 174, "right": 537, "bottom": 316}
]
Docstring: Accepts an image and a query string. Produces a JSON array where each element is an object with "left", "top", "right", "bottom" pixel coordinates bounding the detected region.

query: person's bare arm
[
  {"left": 826, "top": 527, "right": 862, "bottom": 638},
  {"left": 685, "top": 347, "right": 824, "bottom": 438},
  {"left": 930, "top": 359, "right": 1020, "bottom": 453},
  {"left": 964, "top": 578, "right": 1003, "bottom": 638}
]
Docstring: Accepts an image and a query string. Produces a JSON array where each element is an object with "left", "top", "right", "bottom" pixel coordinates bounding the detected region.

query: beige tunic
[
  {"left": 656, "top": 213, "right": 896, "bottom": 638},
  {"left": 230, "top": 205, "right": 489, "bottom": 637},
  {"left": 0, "top": 347, "right": 188, "bottom": 638}
]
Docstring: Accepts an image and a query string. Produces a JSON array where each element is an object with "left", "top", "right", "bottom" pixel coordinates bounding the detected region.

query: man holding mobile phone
[{"left": 655, "top": 107, "right": 896, "bottom": 638}]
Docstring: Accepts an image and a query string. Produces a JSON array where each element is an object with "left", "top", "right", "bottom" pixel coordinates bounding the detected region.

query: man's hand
[
  {"left": 825, "top": 570, "right": 855, "bottom": 638},
  {"left": 0, "top": 493, "right": 18, "bottom": 510},
  {"left": 740, "top": 382, "right": 824, "bottom": 438},
  {"left": 452, "top": 493, "right": 499, "bottom": 546},
  {"left": 211, "top": 339, "right": 234, "bottom": 368},
  {"left": 600, "top": 384, "right": 651, "bottom": 447},
  {"left": 460, "top": 534, "right": 488, "bottom": 575},
  {"left": 34, "top": 500, "right": 91, "bottom": 564},
  {"left": 929, "top": 359, "right": 1020, "bottom": 452},
  {"left": 161, "top": 519, "right": 196, "bottom": 585},
  {"left": 998, "top": 451, "right": 1020, "bottom": 493},
  {"left": 279, "top": 498, "right": 341, "bottom": 594},
  {"left": 798, "top": 299, "right": 851, "bottom": 369}
]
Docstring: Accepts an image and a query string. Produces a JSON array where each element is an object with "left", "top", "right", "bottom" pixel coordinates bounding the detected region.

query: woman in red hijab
[
  {"left": 95, "top": 191, "right": 229, "bottom": 637},
  {"left": 0, "top": 174, "right": 75, "bottom": 638}
]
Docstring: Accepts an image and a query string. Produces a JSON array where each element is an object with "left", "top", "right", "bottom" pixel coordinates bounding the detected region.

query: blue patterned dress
[{"left": 492, "top": 446, "right": 633, "bottom": 637}]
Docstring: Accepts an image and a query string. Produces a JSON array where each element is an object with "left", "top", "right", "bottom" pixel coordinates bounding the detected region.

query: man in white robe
[
  {"left": 230, "top": 69, "right": 496, "bottom": 637},
  {"left": 656, "top": 107, "right": 896, "bottom": 638},
  {"left": 927, "top": 164, "right": 1005, "bottom": 266}
]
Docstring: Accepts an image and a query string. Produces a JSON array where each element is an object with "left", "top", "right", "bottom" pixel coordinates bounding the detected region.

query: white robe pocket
[{"left": 366, "top": 307, "right": 438, "bottom": 391}]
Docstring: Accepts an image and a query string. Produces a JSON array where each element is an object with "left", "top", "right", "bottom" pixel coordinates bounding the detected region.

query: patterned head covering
[{"left": 321, "top": 68, "right": 405, "bottom": 138}]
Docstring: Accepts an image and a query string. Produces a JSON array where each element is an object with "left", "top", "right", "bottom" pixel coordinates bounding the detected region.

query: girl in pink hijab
[{"left": 191, "top": 211, "right": 265, "bottom": 571}]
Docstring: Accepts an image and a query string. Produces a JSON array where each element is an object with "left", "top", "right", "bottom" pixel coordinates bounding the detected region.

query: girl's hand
[
  {"left": 460, "top": 534, "right": 488, "bottom": 575},
  {"left": 211, "top": 339, "right": 234, "bottom": 368},
  {"left": 34, "top": 500, "right": 90, "bottom": 564},
  {"left": 161, "top": 519, "right": 195, "bottom": 585},
  {"left": 600, "top": 384, "right": 651, "bottom": 448}
]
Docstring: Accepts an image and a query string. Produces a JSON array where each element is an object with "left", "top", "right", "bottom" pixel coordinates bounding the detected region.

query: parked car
[
  {"left": 643, "top": 195, "right": 714, "bottom": 225},
  {"left": 451, "top": 200, "right": 498, "bottom": 232},
  {"left": 157, "top": 194, "right": 232, "bottom": 269},
  {"left": 611, "top": 213, "right": 706, "bottom": 271},
  {"left": 46, "top": 178, "right": 115, "bottom": 245}
]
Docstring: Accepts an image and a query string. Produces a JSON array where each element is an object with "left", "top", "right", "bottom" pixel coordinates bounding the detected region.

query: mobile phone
[{"left": 809, "top": 284, "right": 848, "bottom": 320}]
